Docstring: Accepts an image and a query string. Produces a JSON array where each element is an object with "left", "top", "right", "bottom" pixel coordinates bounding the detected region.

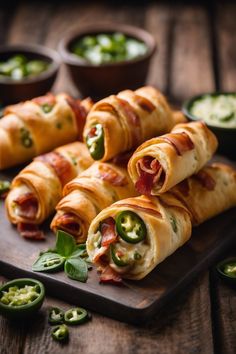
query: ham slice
[
  {"left": 13, "top": 192, "right": 38, "bottom": 220},
  {"left": 36, "top": 151, "right": 73, "bottom": 186},
  {"left": 162, "top": 132, "right": 194, "bottom": 156},
  {"left": 100, "top": 266, "right": 122, "bottom": 284},
  {"left": 135, "top": 156, "right": 163, "bottom": 195},
  {"left": 17, "top": 223, "right": 45, "bottom": 240}
]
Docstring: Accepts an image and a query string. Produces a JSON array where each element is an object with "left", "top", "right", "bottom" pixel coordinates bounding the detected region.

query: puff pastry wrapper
[
  {"left": 87, "top": 194, "right": 192, "bottom": 280},
  {"left": 51, "top": 162, "right": 137, "bottom": 243},
  {"left": 169, "top": 162, "right": 236, "bottom": 225},
  {"left": 0, "top": 93, "right": 92, "bottom": 169},
  {"left": 83, "top": 86, "right": 185, "bottom": 161},
  {"left": 128, "top": 121, "right": 218, "bottom": 195},
  {"left": 6, "top": 142, "right": 93, "bottom": 231}
]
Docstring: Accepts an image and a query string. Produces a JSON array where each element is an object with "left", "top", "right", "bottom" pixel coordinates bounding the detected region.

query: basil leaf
[
  {"left": 70, "top": 244, "right": 88, "bottom": 259},
  {"left": 32, "top": 252, "right": 65, "bottom": 272},
  {"left": 64, "top": 258, "right": 88, "bottom": 282},
  {"left": 56, "top": 230, "right": 76, "bottom": 257}
]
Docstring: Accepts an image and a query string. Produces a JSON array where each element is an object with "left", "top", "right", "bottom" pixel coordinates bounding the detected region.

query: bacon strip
[
  {"left": 117, "top": 203, "right": 162, "bottom": 218},
  {"left": 36, "top": 151, "right": 73, "bottom": 186},
  {"left": 54, "top": 213, "right": 81, "bottom": 236},
  {"left": 135, "top": 156, "right": 163, "bottom": 195},
  {"left": 193, "top": 170, "right": 216, "bottom": 190},
  {"left": 97, "top": 164, "right": 128, "bottom": 187},
  {"left": 162, "top": 132, "right": 194, "bottom": 156},
  {"left": 101, "top": 217, "right": 117, "bottom": 247},
  {"left": 134, "top": 94, "right": 155, "bottom": 113},
  {"left": 17, "top": 223, "right": 45, "bottom": 240},
  {"left": 100, "top": 266, "right": 122, "bottom": 284},
  {"left": 32, "top": 93, "right": 56, "bottom": 106},
  {"left": 66, "top": 97, "right": 87, "bottom": 140},
  {"left": 13, "top": 193, "right": 38, "bottom": 219}
]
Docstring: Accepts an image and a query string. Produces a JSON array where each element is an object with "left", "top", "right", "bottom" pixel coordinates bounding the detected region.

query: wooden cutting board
[{"left": 0, "top": 160, "right": 236, "bottom": 325}]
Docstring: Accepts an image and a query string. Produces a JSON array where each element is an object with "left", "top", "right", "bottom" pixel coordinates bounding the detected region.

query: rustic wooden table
[{"left": 0, "top": 1, "right": 236, "bottom": 353}]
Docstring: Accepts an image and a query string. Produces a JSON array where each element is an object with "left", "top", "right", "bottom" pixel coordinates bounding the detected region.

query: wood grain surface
[{"left": 0, "top": 0, "right": 236, "bottom": 353}]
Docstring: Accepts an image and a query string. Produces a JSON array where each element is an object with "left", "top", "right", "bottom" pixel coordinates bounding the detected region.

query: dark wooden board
[{"left": 0, "top": 160, "right": 236, "bottom": 325}]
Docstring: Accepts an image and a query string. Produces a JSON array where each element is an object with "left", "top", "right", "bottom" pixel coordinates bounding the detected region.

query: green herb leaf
[
  {"left": 64, "top": 258, "right": 88, "bottom": 282},
  {"left": 32, "top": 252, "right": 65, "bottom": 272},
  {"left": 56, "top": 230, "right": 77, "bottom": 258},
  {"left": 70, "top": 244, "right": 87, "bottom": 259}
]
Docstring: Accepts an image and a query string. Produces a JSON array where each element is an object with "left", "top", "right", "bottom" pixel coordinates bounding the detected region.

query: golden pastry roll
[
  {"left": 0, "top": 93, "right": 93, "bottom": 169},
  {"left": 86, "top": 194, "right": 192, "bottom": 282},
  {"left": 51, "top": 162, "right": 138, "bottom": 243},
  {"left": 169, "top": 162, "right": 236, "bottom": 225},
  {"left": 6, "top": 142, "right": 93, "bottom": 239},
  {"left": 83, "top": 86, "right": 185, "bottom": 162},
  {"left": 128, "top": 121, "right": 218, "bottom": 195}
]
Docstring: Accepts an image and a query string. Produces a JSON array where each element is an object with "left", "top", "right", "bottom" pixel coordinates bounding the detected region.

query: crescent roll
[
  {"left": 128, "top": 121, "right": 218, "bottom": 195},
  {"left": 6, "top": 142, "right": 93, "bottom": 239},
  {"left": 83, "top": 86, "right": 186, "bottom": 162},
  {"left": 51, "top": 162, "right": 138, "bottom": 243},
  {"left": 0, "top": 93, "right": 93, "bottom": 169},
  {"left": 86, "top": 194, "right": 192, "bottom": 281},
  {"left": 169, "top": 162, "right": 236, "bottom": 225}
]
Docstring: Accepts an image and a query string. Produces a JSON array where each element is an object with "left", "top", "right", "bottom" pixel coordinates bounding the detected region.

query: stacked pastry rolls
[
  {"left": 0, "top": 93, "right": 92, "bottom": 169},
  {"left": 86, "top": 162, "right": 236, "bottom": 281},
  {"left": 51, "top": 162, "right": 138, "bottom": 243},
  {"left": 83, "top": 86, "right": 186, "bottom": 162},
  {"left": 6, "top": 142, "right": 93, "bottom": 239},
  {"left": 128, "top": 121, "right": 218, "bottom": 195}
]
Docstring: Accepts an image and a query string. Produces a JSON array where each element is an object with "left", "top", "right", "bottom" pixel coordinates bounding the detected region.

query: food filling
[
  {"left": 54, "top": 212, "right": 81, "bottom": 238},
  {"left": 190, "top": 93, "right": 236, "bottom": 128},
  {"left": 91, "top": 211, "right": 148, "bottom": 283},
  {"left": 135, "top": 156, "right": 165, "bottom": 195},
  {"left": 86, "top": 124, "right": 105, "bottom": 160},
  {"left": 0, "top": 284, "right": 40, "bottom": 306}
]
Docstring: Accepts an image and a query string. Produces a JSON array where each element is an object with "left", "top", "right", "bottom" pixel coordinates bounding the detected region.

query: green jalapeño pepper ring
[
  {"left": 51, "top": 324, "right": 69, "bottom": 342},
  {"left": 48, "top": 307, "right": 64, "bottom": 325},
  {"left": 116, "top": 211, "right": 147, "bottom": 243},
  {"left": 64, "top": 307, "right": 88, "bottom": 325},
  {"left": 111, "top": 244, "right": 130, "bottom": 267},
  {"left": 0, "top": 278, "right": 45, "bottom": 319},
  {"left": 0, "top": 180, "right": 10, "bottom": 196},
  {"left": 216, "top": 257, "right": 236, "bottom": 287},
  {"left": 86, "top": 124, "right": 105, "bottom": 160}
]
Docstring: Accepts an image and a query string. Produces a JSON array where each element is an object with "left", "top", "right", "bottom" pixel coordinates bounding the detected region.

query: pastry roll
[
  {"left": 83, "top": 86, "right": 185, "bottom": 162},
  {"left": 86, "top": 194, "right": 192, "bottom": 281},
  {"left": 51, "top": 162, "right": 138, "bottom": 243},
  {"left": 6, "top": 142, "right": 93, "bottom": 239},
  {"left": 128, "top": 121, "right": 218, "bottom": 195},
  {"left": 169, "top": 162, "right": 236, "bottom": 225},
  {"left": 0, "top": 93, "right": 93, "bottom": 169}
]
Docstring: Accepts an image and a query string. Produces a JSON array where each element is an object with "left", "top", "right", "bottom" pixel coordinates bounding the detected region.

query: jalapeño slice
[
  {"left": 64, "top": 307, "right": 88, "bottom": 325},
  {"left": 86, "top": 124, "right": 105, "bottom": 160},
  {"left": 111, "top": 244, "right": 129, "bottom": 267},
  {"left": 116, "top": 211, "right": 146, "bottom": 244}
]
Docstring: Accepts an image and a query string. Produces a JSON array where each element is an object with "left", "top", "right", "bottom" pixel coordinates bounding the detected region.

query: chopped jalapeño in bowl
[
  {"left": 0, "top": 54, "right": 50, "bottom": 80},
  {"left": 72, "top": 32, "right": 148, "bottom": 65}
]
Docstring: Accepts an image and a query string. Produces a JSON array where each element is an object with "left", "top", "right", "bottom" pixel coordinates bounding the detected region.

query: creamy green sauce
[{"left": 190, "top": 94, "right": 236, "bottom": 128}]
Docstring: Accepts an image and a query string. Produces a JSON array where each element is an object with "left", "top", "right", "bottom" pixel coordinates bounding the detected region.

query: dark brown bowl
[
  {"left": 182, "top": 92, "right": 236, "bottom": 160},
  {"left": 58, "top": 24, "right": 156, "bottom": 99},
  {"left": 0, "top": 44, "right": 60, "bottom": 105}
]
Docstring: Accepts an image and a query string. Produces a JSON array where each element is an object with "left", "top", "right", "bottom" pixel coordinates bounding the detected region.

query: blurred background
[{"left": 0, "top": 0, "right": 235, "bottom": 104}]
